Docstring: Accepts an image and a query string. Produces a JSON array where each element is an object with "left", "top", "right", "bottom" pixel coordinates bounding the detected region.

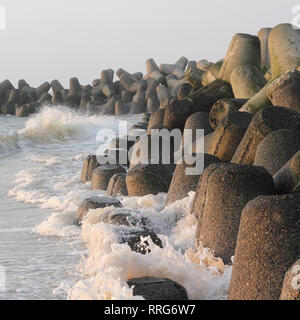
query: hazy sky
[{"left": 0, "top": 0, "right": 297, "bottom": 87}]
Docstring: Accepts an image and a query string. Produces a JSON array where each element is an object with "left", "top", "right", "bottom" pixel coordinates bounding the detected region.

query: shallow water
[{"left": 0, "top": 107, "right": 232, "bottom": 300}]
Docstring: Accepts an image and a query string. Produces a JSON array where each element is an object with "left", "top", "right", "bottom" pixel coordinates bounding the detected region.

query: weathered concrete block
[
  {"left": 258, "top": 27, "right": 272, "bottom": 73},
  {"left": 187, "top": 79, "right": 234, "bottom": 113},
  {"left": 18, "top": 79, "right": 29, "bottom": 91},
  {"left": 147, "top": 98, "right": 160, "bottom": 113},
  {"left": 146, "top": 58, "right": 159, "bottom": 75},
  {"left": 184, "top": 68, "right": 204, "bottom": 89},
  {"left": 172, "top": 79, "right": 187, "bottom": 98},
  {"left": 147, "top": 109, "right": 165, "bottom": 134},
  {"left": 232, "top": 106, "right": 300, "bottom": 165},
  {"left": 51, "top": 80, "right": 65, "bottom": 93},
  {"left": 131, "top": 72, "right": 144, "bottom": 81},
  {"left": 159, "top": 57, "right": 188, "bottom": 79},
  {"left": 76, "top": 196, "right": 122, "bottom": 223},
  {"left": 37, "top": 92, "right": 52, "bottom": 104},
  {"left": 101, "top": 69, "right": 114, "bottom": 84},
  {"left": 269, "top": 23, "right": 300, "bottom": 79},
  {"left": 146, "top": 79, "right": 159, "bottom": 100},
  {"left": 146, "top": 79, "right": 160, "bottom": 112},
  {"left": 80, "top": 94, "right": 91, "bottom": 108},
  {"left": 102, "top": 83, "right": 115, "bottom": 99},
  {"left": 126, "top": 164, "right": 172, "bottom": 196},
  {"left": 91, "top": 165, "right": 127, "bottom": 191},
  {"left": 36, "top": 82, "right": 51, "bottom": 97},
  {"left": 267, "top": 69, "right": 300, "bottom": 114},
  {"left": 156, "top": 84, "right": 170, "bottom": 102},
  {"left": 206, "top": 112, "right": 252, "bottom": 161},
  {"left": 117, "top": 68, "right": 146, "bottom": 93},
  {"left": 197, "top": 59, "right": 212, "bottom": 71},
  {"left": 92, "top": 79, "right": 101, "bottom": 87},
  {"left": 163, "top": 99, "right": 195, "bottom": 131},
  {"left": 69, "top": 77, "right": 81, "bottom": 94},
  {"left": 7, "top": 89, "right": 20, "bottom": 104},
  {"left": 2, "top": 102, "right": 16, "bottom": 115},
  {"left": 127, "top": 277, "right": 188, "bottom": 300},
  {"left": 129, "top": 132, "right": 180, "bottom": 170},
  {"left": 2, "top": 89, "right": 21, "bottom": 115},
  {"left": 230, "top": 64, "right": 267, "bottom": 99},
  {"left": 254, "top": 129, "right": 300, "bottom": 175},
  {"left": 239, "top": 80, "right": 272, "bottom": 114},
  {"left": 273, "top": 150, "right": 300, "bottom": 194},
  {"left": 165, "top": 153, "right": 221, "bottom": 206},
  {"left": 160, "top": 97, "right": 172, "bottom": 109},
  {"left": 166, "top": 76, "right": 181, "bottom": 95},
  {"left": 102, "top": 96, "right": 116, "bottom": 115},
  {"left": 80, "top": 155, "right": 100, "bottom": 183},
  {"left": 264, "top": 68, "right": 272, "bottom": 81},
  {"left": 106, "top": 173, "right": 128, "bottom": 197},
  {"left": 52, "top": 91, "right": 64, "bottom": 105},
  {"left": 219, "top": 33, "right": 261, "bottom": 83},
  {"left": 209, "top": 98, "right": 248, "bottom": 130},
  {"left": 130, "top": 90, "right": 146, "bottom": 115},
  {"left": 201, "top": 60, "right": 223, "bottom": 86},
  {"left": 177, "top": 82, "right": 194, "bottom": 100},
  {"left": 64, "top": 77, "right": 82, "bottom": 107},
  {"left": 145, "top": 58, "right": 164, "bottom": 83},
  {"left": 115, "top": 99, "right": 130, "bottom": 116},
  {"left": 15, "top": 102, "right": 40, "bottom": 117},
  {"left": 91, "top": 94, "right": 107, "bottom": 107},
  {"left": 159, "top": 63, "right": 176, "bottom": 75},
  {"left": 184, "top": 111, "right": 213, "bottom": 143},
  {"left": 228, "top": 194, "right": 300, "bottom": 300},
  {"left": 91, "top": 84, "right": 103, "bottom": 97},
  {"left": 193, "top": 163, "right": 276, "bottom": 264},
  {"left": 0, "top": 80, "right": 14, "bottom": 105}
]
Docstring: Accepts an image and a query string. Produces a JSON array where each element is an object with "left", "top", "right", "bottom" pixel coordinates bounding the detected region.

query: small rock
[{"left": 127, "top": 277, "right": 188, "bottom": 300}]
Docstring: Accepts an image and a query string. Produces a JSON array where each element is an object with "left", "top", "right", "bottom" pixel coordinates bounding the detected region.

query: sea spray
[
  {"left": 6, "top": 107, "right": 232, "bottom": 300},
  {"left": 18, "top": 106, "right": 119, "bottom": 143},
  {"left": 66, "top": 194, "right": 232, "bottom": 300},
  {"left": 0, "top": 105, "right": 128, "bottom": 158}
]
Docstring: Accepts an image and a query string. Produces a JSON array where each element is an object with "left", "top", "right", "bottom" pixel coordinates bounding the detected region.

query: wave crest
[{"left": 0, "top": 105, "right": 118, "bottom": 156}]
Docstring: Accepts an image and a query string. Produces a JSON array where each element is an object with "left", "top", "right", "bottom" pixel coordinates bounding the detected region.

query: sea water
[{"left": 0, "top": 106, "right": 231, "bottom": 300}]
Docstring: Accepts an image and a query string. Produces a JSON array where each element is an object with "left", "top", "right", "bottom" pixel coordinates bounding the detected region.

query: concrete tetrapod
[
  {"left": 193, "top": 163, "right": 276, "bottom": 264},
  {"left": 232, "top": 106, "right": 300, "bottom": 165},
  {"left": 228, "top": 194, "right": 300, "bottom": 300},
  {"left": 218, "top": 33, "right": 261, "bottom": 83}
]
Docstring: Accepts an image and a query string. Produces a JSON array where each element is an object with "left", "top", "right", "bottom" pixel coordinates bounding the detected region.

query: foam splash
[
  {"left": 35, "top": 211, "right": 80, "bottom": 237},
  {"left": 0, "top": 105, "right": 119, "bottom": 157},
  {"left": 5, "top": 108, "right": 232, "bottom": 300},
  {"left": 67, "top": 193, "right": 232, "bottom": 300},
  {"left": 18, "top": 105, "right": 118, "bottom": 143}
]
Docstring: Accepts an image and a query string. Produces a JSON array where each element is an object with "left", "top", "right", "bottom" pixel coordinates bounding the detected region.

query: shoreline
[{"left": 1, "top": 21, "right": 300, "bottom": 300}]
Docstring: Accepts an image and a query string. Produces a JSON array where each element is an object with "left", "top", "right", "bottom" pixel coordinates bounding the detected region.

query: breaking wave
[{"left": 0, "top": 105, "right": 119, "bottom": 157}]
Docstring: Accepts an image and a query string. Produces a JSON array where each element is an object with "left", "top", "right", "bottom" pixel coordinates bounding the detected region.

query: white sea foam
[
  {"left": 35, "top": 211, "right": 81, "bottom": 237},
  {"left": 0, "top": 105, "right": 121, "bottom": 157},
  {"left": 19, "top": 105, "right": 119, "bottom": 143},
  {"left": 67, "top": 193, "right": 232, "bottom": 300},
  {"left": 5, "top": 107, "right": 232, "bottom": 300}
]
